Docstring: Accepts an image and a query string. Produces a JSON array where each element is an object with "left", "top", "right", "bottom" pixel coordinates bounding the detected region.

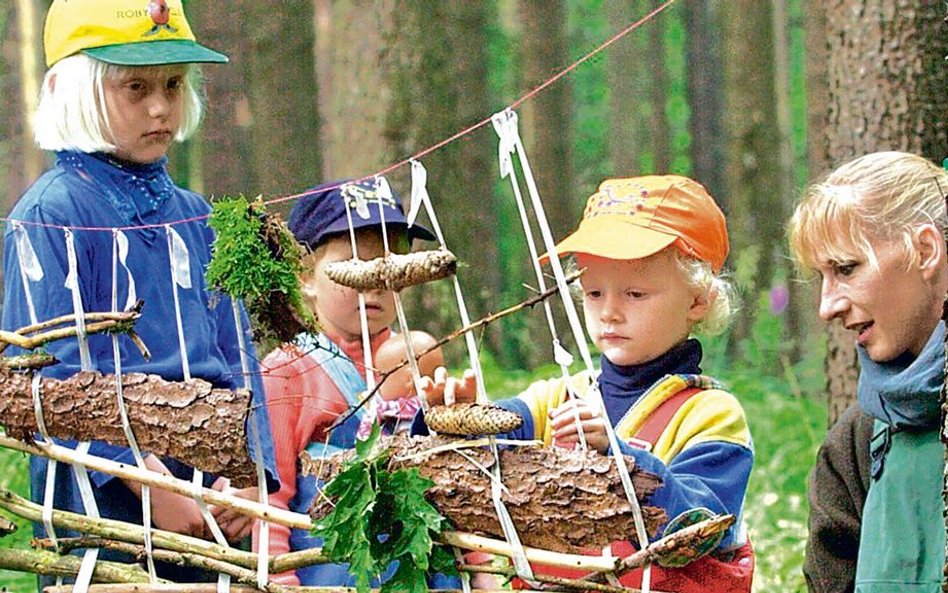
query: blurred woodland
[{"left": 1, "top": 1, "right": 946, "bottom": 419}]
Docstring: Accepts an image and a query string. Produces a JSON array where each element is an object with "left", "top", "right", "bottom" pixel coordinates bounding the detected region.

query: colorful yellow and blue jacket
[{"left": 494, "top": 339, "right": 753, "bottom": 551}]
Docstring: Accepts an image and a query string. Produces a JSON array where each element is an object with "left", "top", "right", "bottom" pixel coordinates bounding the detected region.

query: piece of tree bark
[
  {"left": 303, "top": 435, "right": 666, "bottom": 553},
  {"left": 0, "top": 370, "right": 258, "bottom": 486}
]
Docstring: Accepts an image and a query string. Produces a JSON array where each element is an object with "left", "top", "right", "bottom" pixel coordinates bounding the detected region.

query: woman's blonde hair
[
  {"left": 33, "top": 54, "right": 204, "bottom": 153},
  {"left": 789, "top": 151, "right": 948, "bottom": 273}
]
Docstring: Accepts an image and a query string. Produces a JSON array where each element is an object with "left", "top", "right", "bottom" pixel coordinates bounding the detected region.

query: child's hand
[
  {"left": 418, "top": 367, "right": 478, "bottom": 406},
  {"left": 209, "top": 477, "right": 258, "bottom": 544},
  {"left": 549, "top": 399, "right": 610, "bottom": 454}
]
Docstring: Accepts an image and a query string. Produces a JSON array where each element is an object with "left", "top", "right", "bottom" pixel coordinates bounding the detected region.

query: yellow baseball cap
[
  {"left": 545, "top": 175, "right": 729, "bottom": 272},
  {"left": 44, "top": 0, "right": 228, "bottom": 68}
]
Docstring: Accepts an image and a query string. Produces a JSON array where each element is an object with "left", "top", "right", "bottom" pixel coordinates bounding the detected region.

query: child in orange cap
[
  {"left": 420, "top": 175, "right": 754, "bottom": 592},
  {"left": 3, "top": 0, "right": 278, "bottom": 587}
]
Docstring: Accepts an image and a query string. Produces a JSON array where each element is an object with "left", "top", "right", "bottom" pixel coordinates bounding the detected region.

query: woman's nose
[{"left": 818, "top": 278, "right": 848, "bottom": 321}]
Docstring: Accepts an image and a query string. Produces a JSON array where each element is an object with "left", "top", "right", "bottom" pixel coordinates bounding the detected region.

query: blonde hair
[
  {"left": 789, "top": 151, "right": 948, "bottom": 274},
  {"left": 675, "top": 252, "right": 737, "bottom": 337},
  {"left": 33, "top": 54, "right": 204, "bottom": 153},
  {"left": 568, "top": 247, "right": 737, "bottom": 337}
]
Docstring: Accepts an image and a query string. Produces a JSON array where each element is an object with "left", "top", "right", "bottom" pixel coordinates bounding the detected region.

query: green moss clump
[{"left": 206, "top": 195, "right": 318, "bottom": 345}]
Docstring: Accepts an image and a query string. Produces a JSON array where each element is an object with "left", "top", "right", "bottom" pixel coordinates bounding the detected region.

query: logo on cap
[
  {"left": 342, "top": 182, "right": 397, "bottom": 220},
  {"left": 144, "top": 0, "right": 178, "bottom": 36}
]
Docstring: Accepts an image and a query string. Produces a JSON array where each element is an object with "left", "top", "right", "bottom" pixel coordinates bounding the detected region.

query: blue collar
[
  {"left": 598, "top": 338, "right": 703, "bottom": 400},
  {"left": 57, "top": 151, "right": 176, "bottom": 225},
  {"left": 857, "top": 320, "right": 944, "bottom": 430}
]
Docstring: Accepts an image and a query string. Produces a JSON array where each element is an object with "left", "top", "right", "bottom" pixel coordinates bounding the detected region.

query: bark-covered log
[
  {"left": 0, "top": 369, "right": 258, "bottom": 487},
  {"left": 302, "top": 435, "right": 666, "bottom": 553}
]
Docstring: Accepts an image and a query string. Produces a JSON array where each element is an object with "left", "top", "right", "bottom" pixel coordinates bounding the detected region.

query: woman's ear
[{"left": 913, "top": 224, "right": 944, "bottom": 280}]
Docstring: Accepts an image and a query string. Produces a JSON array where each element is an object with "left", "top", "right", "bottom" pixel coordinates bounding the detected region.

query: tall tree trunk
[
  {"left": 314, "top": 0, "right": 393, "bottom": 180},
  {"left": 721, "top": 0, "right": 784, "bottom": 346},
  {"left": 188, "top": 0, "right": 257, "bottom": 199},
  {"left": 245, "top": 0, "right": 321, "bottom": 217},
  {"left": 606, "top": 0, "right": 647, "bottom": 176},
  {"left": 384, "top": 2, "right": 502, "bottom": 364},
  {"left": 519, "top": 0, "right": 574, "bottom": 240},
  {"left": 647, "top": 11, "right": 671, "bottom": 173},
  {"left": 683, "top": 0, "right": 725, "bottom": 210},
  {"left": 819, "top": 1, "right": 948, "bottom": 425},
  {"left": 14, "top": 0, "right": 43, "bottom": 186}
]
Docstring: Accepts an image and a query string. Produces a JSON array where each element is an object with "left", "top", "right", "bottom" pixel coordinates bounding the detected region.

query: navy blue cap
[{"left": 288, "top": 177, "right": 436, "bottom": 249}]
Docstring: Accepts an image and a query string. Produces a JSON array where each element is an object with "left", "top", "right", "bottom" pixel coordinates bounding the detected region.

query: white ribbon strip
[
  {"left": 491, "top": 112, "right": 588, "bottom": 450},
  {"left": 407, "top": 160, "right": 535, "bottom": 583},
  {"left": 374, "top": 176, "right": 427, "bottom": 404},
  {"left": 164, "top": 225, "right": 191, "bottom": 381},
  {"left": 111, "top": 230, "right": 156, "bottom": 582},
  {"left": 13, "top": 223, "right": 42, "bottom": 325},
  {"left": 497, "top": 107, "right": 652, "bottom": 591},
  {"left": 231, "top": 300, "right": 270, "bottom": 588},
  {"left": 341, "top": 187, "right": 378, "bottom": 402},
  {"left": 64, "top": 229, "right": 92, "bottom": 371},
  {"left": 32, "top": 374, "right": 59, "bottom": 550},
  {"left": 72, "top": 441, "right": 101, "bottom": 593}
]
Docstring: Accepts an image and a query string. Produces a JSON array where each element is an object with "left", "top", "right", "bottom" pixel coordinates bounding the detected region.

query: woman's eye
[
  {"left": 835, "top": 262, "right": 857, "bottom": 277},
  {"left": 585, "top": 290, "right": 601, "bottom": 299},
  {"left": 627, "top": 290, "right": 645, "bottom": 299},
  {"left": 167, "top": 77, "right": 183, "bottom": 91}
]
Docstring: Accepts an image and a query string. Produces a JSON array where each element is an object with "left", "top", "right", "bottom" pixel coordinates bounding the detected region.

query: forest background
[{"left": 0, "top": 1, "right": 946, "bottom": 592}]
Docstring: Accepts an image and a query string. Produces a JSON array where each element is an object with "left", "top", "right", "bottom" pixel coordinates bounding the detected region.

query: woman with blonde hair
[{"left": 789, "top": 151, "right": 948, "bottom": 593}]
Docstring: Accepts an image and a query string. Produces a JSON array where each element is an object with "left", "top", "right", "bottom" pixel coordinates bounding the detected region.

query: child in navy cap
[{"left": 252, "top": 177, "right": 451, "bottom": 586}]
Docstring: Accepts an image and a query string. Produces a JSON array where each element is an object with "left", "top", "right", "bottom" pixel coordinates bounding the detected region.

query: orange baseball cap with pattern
[{"left": 547, "top": 175, "right": 729, "bottom": 272}]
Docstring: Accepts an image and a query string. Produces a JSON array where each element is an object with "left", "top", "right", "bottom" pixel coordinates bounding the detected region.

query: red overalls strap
[{"left": 515, "top": 385, "right": 754, "bottom": 592}]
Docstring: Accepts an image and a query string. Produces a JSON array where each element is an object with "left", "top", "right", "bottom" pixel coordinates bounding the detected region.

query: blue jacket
[{"left": 2, "top": 151, "right": 279, "bottom": 584}]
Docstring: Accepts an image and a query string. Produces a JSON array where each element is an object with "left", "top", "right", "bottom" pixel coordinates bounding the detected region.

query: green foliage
[
  {"left": 0, "top": 449, "right": 37, "bottom": 592},
  {"left": 313, "top": 425, "right": 456, "bottom": 593},
  {"left": 703, "top": 288, "right": 825, "bottom": 593},
  {"left": 205, "top": 195, "right": 315, "bottom": 343}
]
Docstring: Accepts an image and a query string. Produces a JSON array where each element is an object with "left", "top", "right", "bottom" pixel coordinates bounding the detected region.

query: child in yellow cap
[
  {"left": 2, "top": 0, "right": 278, "bottom": 586},
  {"left": 420, "top": 175, "right": 754, "bottom": 592}
]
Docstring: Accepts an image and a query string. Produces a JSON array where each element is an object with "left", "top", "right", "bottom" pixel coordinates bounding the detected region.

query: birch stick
[{"left": 0, "top": 434, "right": 310, "bottom": 529}]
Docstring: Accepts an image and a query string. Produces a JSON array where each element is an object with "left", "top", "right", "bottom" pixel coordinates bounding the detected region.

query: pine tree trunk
[
  {"left": 0, "top": 371, "right": 258, "bottom": 486},
  {"left": 189, "top": 0, "right": 257, "bottom": 199},
  {"left": 648, "top": 12, "right": 671, "bottom": 173},
  {"left": 605, "top": 0, "right": 647, "bottom": 177},
  {"left": 682, "top": 0, "right": 725, "bottom": 209},
  {"left": 245, "top": 0, "right": 321, "bottom": 217},
  {"left": 303, "top": 435, "right": 666, "bottom": 553},
  {"left": 721, "top": 0, "right": 784, "bottom": 344}
]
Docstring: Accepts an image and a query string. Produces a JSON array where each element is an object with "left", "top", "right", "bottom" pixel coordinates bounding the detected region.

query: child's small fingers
[{"left": 444, "top": 378, "right": 457, "bottom": 406}]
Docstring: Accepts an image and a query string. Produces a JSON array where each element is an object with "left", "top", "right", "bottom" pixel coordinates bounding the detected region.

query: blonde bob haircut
[
  {"left": 569, "top": 247, "right": 738, "bottom": 338},
  {"left": 33, "top": 54, "right": 204, "bottom": 153},
  {"left": 789, "top": 151, "right": 948, "bottom": 275}
]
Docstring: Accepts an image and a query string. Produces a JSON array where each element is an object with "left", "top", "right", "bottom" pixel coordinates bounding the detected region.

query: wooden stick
[
  {"left": 457, "top": 563, "right": 665, "bottom": 593},
  {"left": 0, "top": 305, "right": 143, "bottom": 352},
  {"left": 43, "top": 587, "right": 514, "bottom": 593},
  {"left": 0, "top": 546, "right": 159, "bottom": 584},
  {"left": 0, "top": 352, "right": 58, "bottom": 370},
  {"left": 329, "top": 269, "right": 583, "bottom": 429},
  {"left": 0, "top": 433, "right": 311, "bottom": 530},
  {"left": 439, "top": 530, "right": 618, "bottom": 573},
  {"left": 0, "top": 488, "right": 260, "bottom": 569}
]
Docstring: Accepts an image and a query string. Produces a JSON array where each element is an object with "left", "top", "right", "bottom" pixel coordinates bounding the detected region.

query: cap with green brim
[
  {"left": 83, "top": 39, "right": 228, "bottom": 66},
  {"left": 44, "top": 0, "right": 228, "bottom": 68}
]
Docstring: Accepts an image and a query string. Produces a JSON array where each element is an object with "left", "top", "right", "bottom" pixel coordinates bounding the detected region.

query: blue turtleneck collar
[
  {"left": 598, "top": 338, "right": 703, "bottom": 425},
  {"left": 857, "top": 320, "right": 945, "bottom": 430},
  {"left": 57, "top": 151, "right": 176, "bottom": 225}
]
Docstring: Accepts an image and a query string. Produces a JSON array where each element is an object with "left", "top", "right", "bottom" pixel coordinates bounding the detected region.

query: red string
[{"left": 3, "top": 0, "right": 676, "bottom": 233}]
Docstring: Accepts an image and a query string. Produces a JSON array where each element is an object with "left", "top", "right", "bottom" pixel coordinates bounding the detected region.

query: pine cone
[{"left": 425, "top": 402, "right": 523, "bottom": 436}]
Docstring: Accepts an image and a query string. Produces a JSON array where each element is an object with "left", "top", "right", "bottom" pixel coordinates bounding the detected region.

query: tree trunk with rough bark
[
  {"left": 0, "top": 370, "right": 258, "bottom": 486},
  {"left": 303, "top": 435, "right": 666, "bottom": 554}
]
